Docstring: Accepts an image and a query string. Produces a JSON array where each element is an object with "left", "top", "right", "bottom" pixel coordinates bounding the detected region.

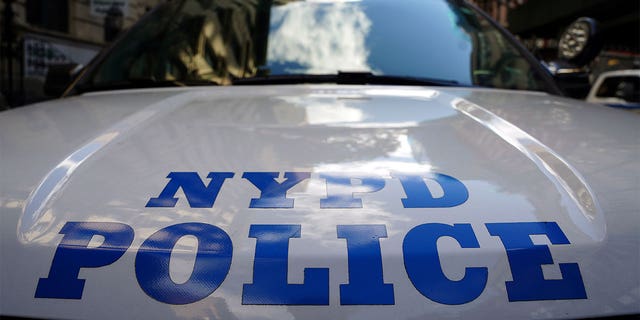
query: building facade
[{"left": 1, "top": 0, "right": 165, "bottom": 108}]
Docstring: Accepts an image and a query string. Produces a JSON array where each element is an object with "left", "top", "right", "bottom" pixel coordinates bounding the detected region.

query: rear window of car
[{"left": 596, "top": 76, "right": 640, "bottom": 102}]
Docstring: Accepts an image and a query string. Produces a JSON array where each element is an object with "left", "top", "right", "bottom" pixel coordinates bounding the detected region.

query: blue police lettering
[
  {"left": 486, "top": 222, "right": 587, "bottom": 301},
  {"left": 242, "top": 225, "right": 329, "bottom": 305},
  {"left": 35, "top": 222, "right": 134, "bottom": 299},
  {"left": 338, "top": 225, "right": 394, "bottom": 305},
  {"left": 36, "top": 221, "right": 587, "bottom": 305},
  {"left": 403, "top": 223, "right": 487, "bottom": 305},
  {"left": 136, "top": 223, "right": 233, "bottom": 304},
  {"left": 35, "top": 172, "right": 587, "bottom": 305}
]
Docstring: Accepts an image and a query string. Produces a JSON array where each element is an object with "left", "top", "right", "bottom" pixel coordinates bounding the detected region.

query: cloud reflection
[{"left": 267, "top": 2, "right": 372, "bottom": 73}]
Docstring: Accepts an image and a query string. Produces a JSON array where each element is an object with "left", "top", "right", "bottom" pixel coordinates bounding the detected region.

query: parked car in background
[
  {"left": 1, "top": 1, "right": 638, "bottom": 319},
  {"left": 587, "top": 69, "right": 640, "bottom": 108}
]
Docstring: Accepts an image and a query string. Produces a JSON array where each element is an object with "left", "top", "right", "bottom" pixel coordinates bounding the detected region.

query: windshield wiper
[
  {"left": 232, "top": 71, "right": 461, "bottom": 87},
  {"left": 76, "top": 78, "right": 220, "bottom": 93}
]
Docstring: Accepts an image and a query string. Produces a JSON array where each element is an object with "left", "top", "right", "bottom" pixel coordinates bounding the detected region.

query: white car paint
[{"left": 1, "top": 85, "right": 639, "bottom": 319}]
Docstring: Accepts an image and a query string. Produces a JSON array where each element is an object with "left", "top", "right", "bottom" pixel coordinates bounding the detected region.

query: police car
[{"left": 1, "top": 0, "right": 639, "bottom": 319}]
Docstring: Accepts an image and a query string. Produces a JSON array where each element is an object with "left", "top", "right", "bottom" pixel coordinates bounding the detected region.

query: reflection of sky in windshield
[
  {"left": 267, "top": 2, "right": 372, "bottom": 74},
  {"left": 266, "top": 0, "right": 473, "bottom": 84},
  {"left": 362, "top": 0, "right": 472, "bottom": 83}
]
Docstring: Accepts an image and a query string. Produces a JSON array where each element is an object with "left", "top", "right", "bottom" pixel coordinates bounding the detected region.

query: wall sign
[{"left": 90, "top": 0, "right": 130, "bottom": 17}]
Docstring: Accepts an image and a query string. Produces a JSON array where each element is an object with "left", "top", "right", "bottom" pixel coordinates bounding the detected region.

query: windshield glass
[{"left": 84, "top": 0, "right": 550, "bottom": 91}]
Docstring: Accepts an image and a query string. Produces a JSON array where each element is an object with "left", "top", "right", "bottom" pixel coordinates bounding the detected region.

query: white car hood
[{"left": 1, "top": 85, "right": 638, "bottom": 319}]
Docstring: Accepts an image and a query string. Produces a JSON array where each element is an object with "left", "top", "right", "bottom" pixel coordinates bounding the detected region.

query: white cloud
[{"left": 267, "top": 2, "right": 372, "bottom": 74}]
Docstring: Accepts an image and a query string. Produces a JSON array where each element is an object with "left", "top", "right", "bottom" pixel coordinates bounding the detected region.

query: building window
[{"left": 26, "top": 0, "right": 69, "bottom": 33}]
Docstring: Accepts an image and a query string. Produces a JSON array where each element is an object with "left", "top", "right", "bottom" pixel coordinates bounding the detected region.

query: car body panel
[{"left": 1, "top": 85, "right": 639, "bottom": 319}]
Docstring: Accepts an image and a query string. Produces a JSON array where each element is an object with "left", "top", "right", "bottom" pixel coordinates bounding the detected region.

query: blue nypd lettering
[
  {"left": 392, "top": 173, "right": 469, "bottom": 208},
  {"left": 146, "top": 172, "right": 234, "bottom": 208},
  {"left": 35, "top": 172, "right": 588, "bottom": 306},
  {"left": 320, "top": 173, "right": 386, "bottom": 208},
  {"left": 243, "top": 172, "right": 310, "bottom": 208},
  {"left": 145, "top": 171, "right": 469, "bottom": 209}
]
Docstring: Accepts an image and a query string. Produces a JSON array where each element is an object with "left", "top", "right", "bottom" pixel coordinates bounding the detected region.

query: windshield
[{"left": 82, "top": 0, "right": 551, "bottom": 92}]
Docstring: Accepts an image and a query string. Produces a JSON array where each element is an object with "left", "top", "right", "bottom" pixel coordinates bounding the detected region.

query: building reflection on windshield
[{"left": 92, "top": 0, "right": 267, "bottom": 85}]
